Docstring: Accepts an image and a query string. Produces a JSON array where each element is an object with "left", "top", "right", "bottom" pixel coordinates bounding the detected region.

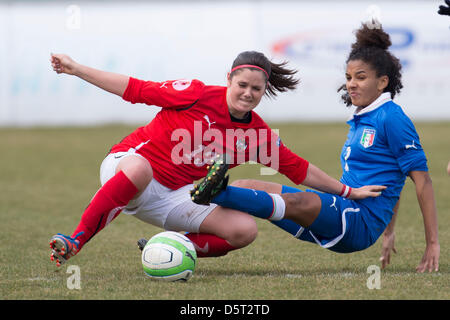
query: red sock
[
  {"left": 185, "top": 233, "right": 237, "bottom": 258},
  {"left": 71, "top": 170, "right": 138, "bottom": 249}
]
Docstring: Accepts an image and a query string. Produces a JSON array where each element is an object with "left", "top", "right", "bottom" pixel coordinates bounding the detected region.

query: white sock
[{"left": 268, "top": 193, "right": 286, "bottom": 221}]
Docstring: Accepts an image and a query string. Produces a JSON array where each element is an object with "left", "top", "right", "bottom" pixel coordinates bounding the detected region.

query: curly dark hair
[
  {"left": 230, "top": 51, "right": 300, "bottom": 98},
  {"left": 338, "top": 23, "right": 403, "bottom": 106}
]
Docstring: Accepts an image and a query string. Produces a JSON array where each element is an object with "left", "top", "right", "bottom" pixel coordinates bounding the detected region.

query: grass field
[{"left": 0, "top": 122, "right": 448, "bottom": 301}]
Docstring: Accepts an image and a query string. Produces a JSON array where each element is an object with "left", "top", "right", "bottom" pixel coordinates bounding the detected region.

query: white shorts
[{"left": 99, "top": 151, "right": 218, "bottom": 232}]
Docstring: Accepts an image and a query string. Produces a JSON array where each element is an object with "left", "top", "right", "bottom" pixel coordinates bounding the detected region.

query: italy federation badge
[{"left": 360, "top": 128, "right": 376, "bottom": 148}]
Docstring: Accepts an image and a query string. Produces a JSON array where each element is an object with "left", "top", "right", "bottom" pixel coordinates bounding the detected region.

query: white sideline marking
[{"left": 27, "top": 277, "right": 58, "bottom": 281}]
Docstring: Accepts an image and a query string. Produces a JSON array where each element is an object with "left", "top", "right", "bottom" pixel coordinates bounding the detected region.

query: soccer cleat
[
  {"left": 49, "top": 232, "right": 83, "bottom": 267},
  {"left": 137, "top": 238, "right": 148, "bottom": 252},
  {"left": 190, "top": 153, "right": 230, "bottom": 205}
]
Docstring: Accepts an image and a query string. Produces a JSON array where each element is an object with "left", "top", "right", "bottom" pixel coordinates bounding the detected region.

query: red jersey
[{"left": 110, "top": 77, "right": 309, "bottom": 190}]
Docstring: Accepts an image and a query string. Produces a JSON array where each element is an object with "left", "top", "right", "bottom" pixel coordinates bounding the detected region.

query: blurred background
[{"left": 0, "top": 0, "right": 449, "bottom": 126}]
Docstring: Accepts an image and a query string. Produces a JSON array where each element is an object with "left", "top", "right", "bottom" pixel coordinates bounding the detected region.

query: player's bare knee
[
  {"left": 117, "top": 156, "right": 153, "bottom": 192},
  {"left": 228, "top": 217, "right": 257, "bottom": 248},
  {"left": 282, "top": 192, "right": 320, "bottom": 226}
]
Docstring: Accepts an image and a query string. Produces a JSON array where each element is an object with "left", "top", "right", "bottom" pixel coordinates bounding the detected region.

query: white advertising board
[{"left": 0, "top": 1, "right": 449, "bottom": 126}]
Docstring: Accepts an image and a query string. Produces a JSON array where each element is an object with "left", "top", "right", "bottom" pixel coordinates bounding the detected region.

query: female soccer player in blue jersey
[{"left": 192, "top": 23, "right": 440, "bottom": 273}]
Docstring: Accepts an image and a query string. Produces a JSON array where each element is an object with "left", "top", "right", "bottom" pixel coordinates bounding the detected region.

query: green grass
[{"left": 0, "top": 122, "right": 448, "bottom": 300}]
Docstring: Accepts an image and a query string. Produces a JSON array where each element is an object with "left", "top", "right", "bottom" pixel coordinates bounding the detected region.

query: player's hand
[
  {"left": 438, "top": 0, "right": 450, "bottom": 16},
  {"left": 50, "top": 53, "right": 78, "bottom": 75},
  {"left": 416, "top": 242, "right": 440, "bottom": 273},
  {"left": 379, "top": 232, "right": 396, "bottom": 269},
  {"left": 348, "top": 185, "right": 386, "bottom": 200}
]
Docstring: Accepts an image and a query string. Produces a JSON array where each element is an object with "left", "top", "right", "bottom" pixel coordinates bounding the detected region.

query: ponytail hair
[
  {"left": 230, "top": 51, "right": 299, "bottom": 98},
  {"left": 338, "top": 23, "right": 403, "bottom": 106}
]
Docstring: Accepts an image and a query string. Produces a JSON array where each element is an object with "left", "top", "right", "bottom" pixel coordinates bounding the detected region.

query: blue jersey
[
  {"left": 339, "top": 93, "right": 428, "bottom": 238},
  {"left": 216, "top": 92, "right": 430, "bottom": 252}
]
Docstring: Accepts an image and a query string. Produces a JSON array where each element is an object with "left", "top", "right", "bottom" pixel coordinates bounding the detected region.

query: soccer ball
[{"left": 141, "top": 231, "right": 197, "bottom": 281}]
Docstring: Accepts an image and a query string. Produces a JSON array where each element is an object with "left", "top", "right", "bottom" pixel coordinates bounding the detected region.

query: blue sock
[
  {"left": 271, "top": 219, "right": 303, "bottom": 236},
  {"left": 270, "top": 185, "right": 303, "bottom": 237},
  {"left": 212, "top": 186, "right": 275, "bottom": 219}
]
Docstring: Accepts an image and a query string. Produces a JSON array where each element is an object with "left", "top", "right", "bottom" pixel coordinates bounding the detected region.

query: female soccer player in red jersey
[{"left": 49, "top": 51, "right": 384, "bottom": 266}]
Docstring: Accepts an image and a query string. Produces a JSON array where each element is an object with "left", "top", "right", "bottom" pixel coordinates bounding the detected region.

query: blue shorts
[{"left": 278, "top": 185, "right": 380, "bottom": 253}]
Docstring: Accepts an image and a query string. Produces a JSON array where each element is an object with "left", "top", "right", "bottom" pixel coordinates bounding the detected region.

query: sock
[
  {"left": 185, "top": 233, "right": 236, "bottom": 258},
  {"left": 71, "top": 170, "right": 139, "bottom": 249},
  {"left": 271, "top": 219, "right": 303, "bottom": 237},
  {"left": 271, "top": 185, "right": 304, "bottom": 237},
  {"left": 212, "top": 186, "right": 285, "bottom": 221}
]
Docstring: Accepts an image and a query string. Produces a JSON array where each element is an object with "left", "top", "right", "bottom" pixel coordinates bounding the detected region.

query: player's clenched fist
[{"left": 50, "top": 53, "right": 78, "bottom": 75}]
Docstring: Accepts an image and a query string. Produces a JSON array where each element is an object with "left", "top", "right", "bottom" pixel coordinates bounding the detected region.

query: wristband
[{"left": 340, "top": 184, "right": 352, "bottom": 198}]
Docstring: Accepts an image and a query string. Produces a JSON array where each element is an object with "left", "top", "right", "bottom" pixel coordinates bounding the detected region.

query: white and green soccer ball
[{"left": 141, "top": 231, "right": 197, "bottom": 282}]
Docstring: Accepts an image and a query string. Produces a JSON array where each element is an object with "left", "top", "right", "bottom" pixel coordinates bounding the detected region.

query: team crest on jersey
[
  {"left": 172, "top": 79, "right": 192, "bottom": 91},
  {"left": 236, "top": 138, "right": 248, "bottom": 152},
  {"left": 360, "top": 128, "right": 376, "bottom": 148}
]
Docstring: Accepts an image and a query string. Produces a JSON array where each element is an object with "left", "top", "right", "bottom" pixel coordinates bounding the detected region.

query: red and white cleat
[{"left": 49, "top": 232, "right": 83, "bottom": 267}]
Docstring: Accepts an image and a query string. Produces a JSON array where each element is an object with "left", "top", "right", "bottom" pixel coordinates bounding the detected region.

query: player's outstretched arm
[
  {"left": 301, "top": 163, "right": 386, "bottom": 200},
  {"left": 380, "top": 199, "right": 399, "bottom": 269},
  {"left": 50, "top": 53, "right": 129, "bottom": 97},
  {"left": 408, "top": 171, "right": 440, "bottom": 273}
]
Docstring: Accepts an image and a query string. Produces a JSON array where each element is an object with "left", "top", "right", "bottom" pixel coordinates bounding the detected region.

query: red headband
[{"left": 230, "top": 64, "right": 269, "bottom": 79}]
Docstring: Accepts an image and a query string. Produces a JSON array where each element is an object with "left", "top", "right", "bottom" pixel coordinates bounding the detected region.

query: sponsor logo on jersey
[
  {"left": 405, "top": 140, "right": 417, "bottom": 150},
  {"left": 203, "top": 115, "right": 216, "bottom": 130}
]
